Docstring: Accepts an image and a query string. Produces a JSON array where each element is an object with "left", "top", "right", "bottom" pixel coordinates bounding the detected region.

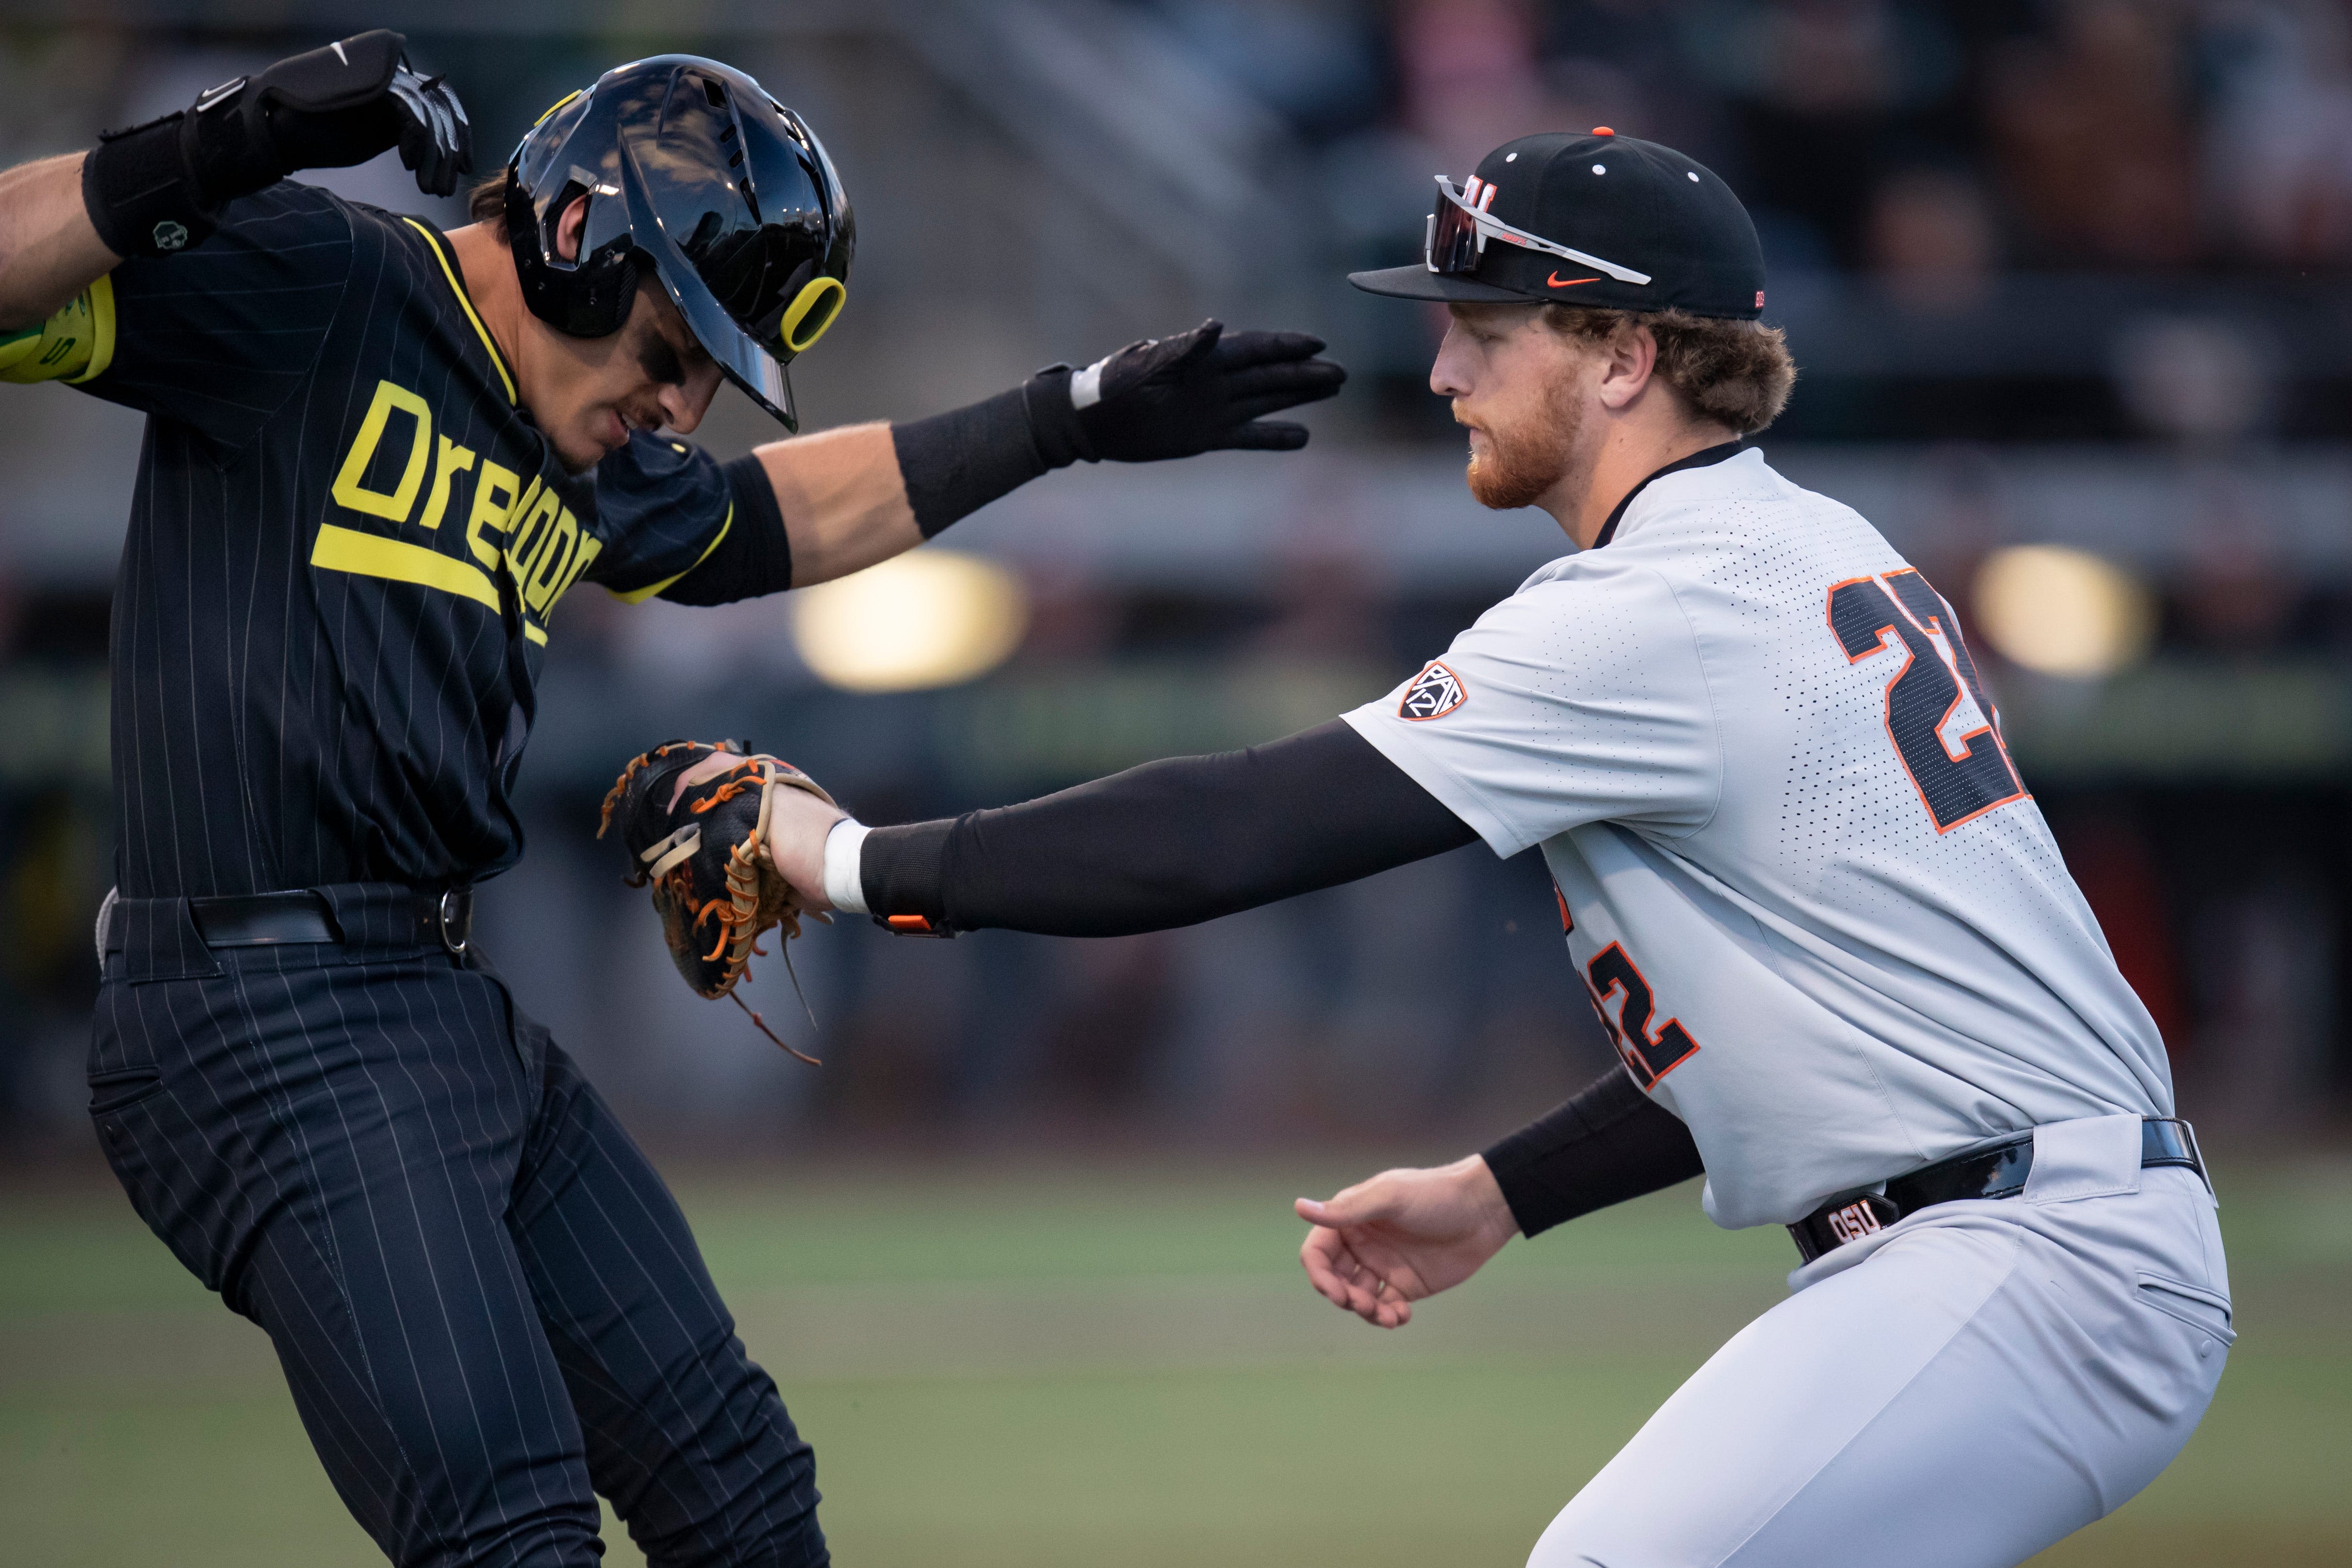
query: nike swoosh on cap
[{"left": 1547, "top": 272, "right": 1602, "bottom": 287}]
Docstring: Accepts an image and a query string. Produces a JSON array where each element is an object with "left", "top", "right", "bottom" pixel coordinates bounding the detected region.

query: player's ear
[
  {"left": 554, "top": 194, "right": 592, "bottom": 264},
  {"left": 1596, "top": 322, "right": 1658, "bottom": 411}
]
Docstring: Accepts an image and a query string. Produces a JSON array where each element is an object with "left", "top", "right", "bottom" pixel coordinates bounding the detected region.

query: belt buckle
[{"left": 437, "top": 889, "right": 470, "bottom": 957}]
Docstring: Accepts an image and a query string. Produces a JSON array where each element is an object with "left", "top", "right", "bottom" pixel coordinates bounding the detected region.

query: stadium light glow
[
  {"left": 792, "top": 549, "right": 1029, "bottom": 693},
  {"left": 1971, "top": 545, "right": 2155, "bottom": 680}
]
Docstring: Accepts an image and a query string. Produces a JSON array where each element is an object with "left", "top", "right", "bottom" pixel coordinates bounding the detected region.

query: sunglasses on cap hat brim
[{"left": 1426, "top": 175, "right": 1652, "bottom": 286}]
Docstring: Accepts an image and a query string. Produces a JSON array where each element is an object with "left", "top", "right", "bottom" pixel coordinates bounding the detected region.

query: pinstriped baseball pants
[{"left": 90, "top": 893, "right": 826, "bottom": 1568}]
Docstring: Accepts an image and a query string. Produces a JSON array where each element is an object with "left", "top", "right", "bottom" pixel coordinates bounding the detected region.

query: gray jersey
[{"left": 1345, "top": 448, "right": 2170, "bottom": 1227}]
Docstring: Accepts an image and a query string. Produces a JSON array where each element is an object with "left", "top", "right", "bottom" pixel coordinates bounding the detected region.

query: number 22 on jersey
[
  {"left": 1827, "top": 569, "right": 2025, "bottom": 833},
  {"left": 1585, "top": 943, "right": 1701, "bottom": 1089}
]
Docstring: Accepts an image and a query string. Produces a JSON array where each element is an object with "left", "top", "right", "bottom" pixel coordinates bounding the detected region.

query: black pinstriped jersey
[{"left": 74, "top": 183, "right": 734, "bottom": 899}]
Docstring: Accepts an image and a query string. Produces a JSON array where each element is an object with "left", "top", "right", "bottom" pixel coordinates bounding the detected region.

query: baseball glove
[{"left": 599, "top": 739, "right": 836, "bottom": 1063}]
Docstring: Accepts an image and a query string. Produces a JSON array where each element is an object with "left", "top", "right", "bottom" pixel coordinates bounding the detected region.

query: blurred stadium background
[{"left": 1, "top": 1, "right": 2347, "bottom": 1563}]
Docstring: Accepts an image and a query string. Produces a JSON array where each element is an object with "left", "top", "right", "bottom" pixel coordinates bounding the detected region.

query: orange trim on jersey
[
  {"left": 402, "top": 218, "right": 517, "bottom": 405},
  {"left": 1583, "top": 940, "right": 1701, "bottom": 1087},
  {"left": 1825, "top": 573, "right": 2025, "bottom": 837},
  {"left": 1398, "top": 659, "right": 1467, "bottom": 721},
  {"left": 1881, "top": 569, "right": 2025, "bottom": 791}
]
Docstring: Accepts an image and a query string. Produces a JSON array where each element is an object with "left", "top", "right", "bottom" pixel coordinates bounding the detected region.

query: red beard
[{"left": 1462, "top": 374, "right": 1585, "bottom": 511}]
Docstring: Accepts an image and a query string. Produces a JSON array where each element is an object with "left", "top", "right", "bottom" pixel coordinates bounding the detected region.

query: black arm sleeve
[
  {"left": 890, "top": 368, "right": 1088, "bottom": 538},
  {"left": 668, "top": 369, "right": 1079, "bottom": 598},
  {"left": 1480, "top": 1066, "right": 1705, "bottom": 1239},
  {"left": 861, "top": 718, "right": 1479, "bottom": 936},
  {"left": 656, "top": 454, "right": 794, "bottom": 605}
]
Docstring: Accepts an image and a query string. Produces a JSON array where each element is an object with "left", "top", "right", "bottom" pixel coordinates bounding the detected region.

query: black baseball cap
[{"left": 1350, "top": 129, "right": 1766, "bottom": 320}]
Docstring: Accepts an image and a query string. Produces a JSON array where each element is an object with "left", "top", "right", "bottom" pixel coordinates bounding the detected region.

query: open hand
[
  {"left": 1074, "top": 319, "right": 1346, "bottom": 461},
  {"left": 1295, "top": 1155, "right": 1518, "bottom": 1329}
]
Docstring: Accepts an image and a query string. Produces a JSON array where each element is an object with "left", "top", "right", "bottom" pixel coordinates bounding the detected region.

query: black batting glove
[
  {"left": 1022, "top": 319, "right": 1347, "bottom": 467},
  {"left": 84, "top": 30, "right": 471, "bottom": 260}
]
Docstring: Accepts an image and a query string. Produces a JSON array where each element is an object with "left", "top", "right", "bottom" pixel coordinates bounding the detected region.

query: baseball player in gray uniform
[{"left": 729, "top": 129, "right": 2230, "bottom": 1567}]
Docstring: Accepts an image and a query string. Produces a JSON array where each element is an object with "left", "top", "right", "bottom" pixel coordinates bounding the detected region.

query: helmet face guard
[{"left": 506, "top": 56, "right": 855, "bottom": 432}]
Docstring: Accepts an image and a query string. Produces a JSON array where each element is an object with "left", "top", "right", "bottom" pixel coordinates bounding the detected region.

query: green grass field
[{"left": 3, "top": 1151, "right": 2347, "bottom": 1567}]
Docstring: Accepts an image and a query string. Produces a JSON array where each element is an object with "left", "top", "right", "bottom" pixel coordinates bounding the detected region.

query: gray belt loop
[{"left": 93, "top": 885, "right": 118, "bottom": 970}]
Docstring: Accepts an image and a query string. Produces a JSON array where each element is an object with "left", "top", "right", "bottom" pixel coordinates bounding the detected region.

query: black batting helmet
[{"left": 505, "top": 55, "right": 854, "bottom": 431}]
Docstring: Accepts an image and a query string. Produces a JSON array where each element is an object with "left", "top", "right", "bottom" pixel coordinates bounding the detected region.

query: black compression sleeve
[
  {"left": 860, "top": 718, "right": 1478, "bottom": 935},
  {"left": 657, "top": 455, "right": 794, "bottom": 605},
  {"left": 1480, "top": 1067, "right": 1704, "bottom": 1239},
  {"left": 890, "top": 368, "right": 1088, "bottom": 539}
]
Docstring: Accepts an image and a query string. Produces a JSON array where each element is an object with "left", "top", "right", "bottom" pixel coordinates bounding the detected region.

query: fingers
[
  {"left": 1218, "top": 360, "right": 1347, "bottom": 408},
  {"left": 1299, "top": 1228, "right": 1362, "bottom": 1312},
  {"left": 666, "top": 748, "right": 746, "bottom": 812},
  {"left": 1213, "top": 421, "right": 1309, "bottom": 452},
  {"left": 1160, "top": 317, "right": 1223, "bottom": 368},
  {"left": 1298, "top": 1226, "right": 1393, "bottom": 1325},
  {"left": 388, "top": 70, "right": 470, "bottom": 193},
  {"left": 1301, "top": 1178, "right": 1388, "bottom": 1228},
  {"left": 1221, "top": 357, "right": 1347, "bottom": 391},
  {"left": 1208, "top": 328, "right": 1330, "bottom": 368},
  {"left": 1299, "top": 1223, "right": 1414, "bottom": 1329},
  {"left": 1298, "top": 1222, "right": 1350, "bottom": 1296},
  {"left": 1225, "top": 385, "right": 1339, "bottom": 423}
]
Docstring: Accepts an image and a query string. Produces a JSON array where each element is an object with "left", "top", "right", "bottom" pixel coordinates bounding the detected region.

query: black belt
[
  {"left": 182, "top": 888, "right": 473, "bottom": 956},
  {"left": 1789, "top": 1117, "right": 2205, "bottom": 1264}
]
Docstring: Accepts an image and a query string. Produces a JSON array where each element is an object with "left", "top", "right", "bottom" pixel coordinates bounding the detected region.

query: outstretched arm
[
  {"left": 657, "top": 319, "right": 1345, "bottom": 600},
  {"left": 759, "top": 718, "right": 1480, "bottom": 936},
  {"left": 0, "top": 155, "right": 115, "bottom": 331}
]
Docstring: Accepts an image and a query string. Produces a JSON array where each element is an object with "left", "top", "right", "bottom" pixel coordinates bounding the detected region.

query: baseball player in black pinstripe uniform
[{"left": 0, "top": 34, "right": 1341, "bottom": 1567}]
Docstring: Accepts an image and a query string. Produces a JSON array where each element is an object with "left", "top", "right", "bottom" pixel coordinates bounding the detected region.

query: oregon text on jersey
[{"left": 75, "top": 186, "right": 734, "bottom": 896}]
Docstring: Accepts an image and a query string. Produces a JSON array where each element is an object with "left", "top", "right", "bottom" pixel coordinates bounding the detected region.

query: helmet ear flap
[{"left": 505, "top": 168, "right": 640, "bottom": 339}]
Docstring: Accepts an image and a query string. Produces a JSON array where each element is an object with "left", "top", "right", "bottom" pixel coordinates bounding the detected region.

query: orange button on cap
[{"left": 1591, "top": 126, "right": 1615, "bottom": 136}]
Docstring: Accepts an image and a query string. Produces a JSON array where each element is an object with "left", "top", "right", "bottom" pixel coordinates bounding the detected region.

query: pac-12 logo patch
[{"left": 1399, "top": 660, "right": 1466, "bottom": 720}]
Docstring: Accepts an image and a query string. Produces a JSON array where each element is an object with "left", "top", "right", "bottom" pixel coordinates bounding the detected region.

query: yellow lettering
[
  {"left": 550, "top": 534, "right": 604, "bottom": 608},
  {"left": 506, "top": 486, "right": 562, "bottom": 585},
  {"left": 467, "top": 462, "right": 522, "bottom": 571},
  {"left": 312, "top": 523, "right": 500, "bottom": 610},
  {"left": 417, "top": 435, "right": 477, "bottom": 530},
  {"left": 329, "top": 380, "right": 433, "bottom": 522},
  {"left": 524, "top": 509, "right": 581, "bottom": 613}
]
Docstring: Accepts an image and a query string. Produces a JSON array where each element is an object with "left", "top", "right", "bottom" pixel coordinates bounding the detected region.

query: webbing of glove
[{"left": 599, "top": 741, "right": 835, "bottom": 1064}]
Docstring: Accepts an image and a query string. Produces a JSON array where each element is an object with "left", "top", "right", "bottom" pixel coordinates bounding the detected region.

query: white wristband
[
  {"left": 822, "top": 817, "right": 872, "bottom": 915},
  {"left": 1070, "top": 356, "right": 1109, "bottom": 411}
]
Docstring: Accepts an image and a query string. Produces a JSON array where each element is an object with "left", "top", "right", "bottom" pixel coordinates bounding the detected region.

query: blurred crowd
[{"left": 1202, "top": 0, "right": 2352, "bottom": 283}]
